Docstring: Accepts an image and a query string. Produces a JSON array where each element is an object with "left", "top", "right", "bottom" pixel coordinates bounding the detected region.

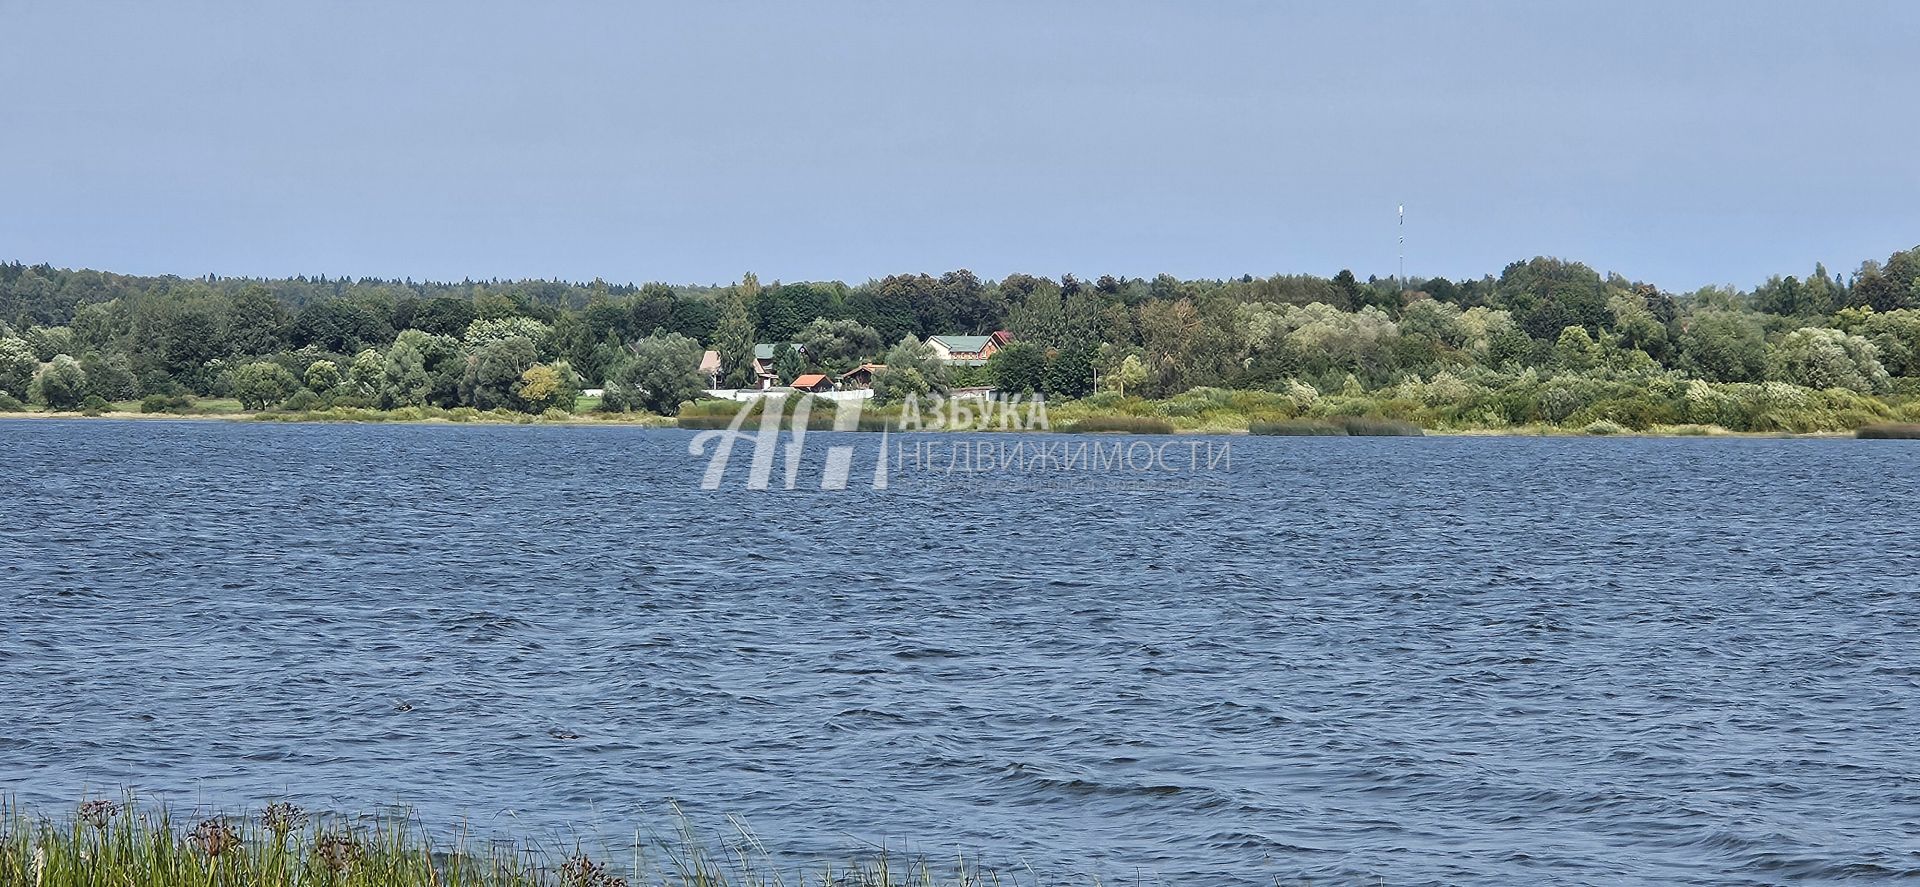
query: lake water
[{"left": 2, "top": 419, "right": 1917, "bottom": 885}]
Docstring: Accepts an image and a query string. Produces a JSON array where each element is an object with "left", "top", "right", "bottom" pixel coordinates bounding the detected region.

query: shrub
[
  {"left": 140, "top": 393, "right": 195, "bottom": 414},
  {"left": 1283, "top": 378, "right": 1320, "bottom": 412},
  {"left": 281, "top": 388, "right": 320, "bottom": 411},
  {"left": 0, "top": 392, "right": 24, "bottom": 412},
  {"left": 1679, "top": 379, "right": 1735, "bottom": 426},
  {"left": 1568, "top": 397, "right": 1674, "bottom": 430},
  {"left": 1157, "top": 395, "right": 1209, "bottom": 418},
  {"left": 1488, "top": 384, "right": 1540, "bottom": 425},
  {"left": 1581, "top": 419, "right": 1627, "bottom": 435},
  {"left": 678, "top": 398, "right": 748, "bottom": 418},
  {"left": 1315, "top": 394, "right": 1421, "bottom": 421}
]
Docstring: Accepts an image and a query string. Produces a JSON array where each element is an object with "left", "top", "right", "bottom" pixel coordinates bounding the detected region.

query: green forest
[{"left": 2, "top": 244, "right": 1919, "bottom": 434}]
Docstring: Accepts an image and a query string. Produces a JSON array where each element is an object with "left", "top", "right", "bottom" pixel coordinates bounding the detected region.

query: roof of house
[
  {"left": 840, "top": 363, "right": 885, "bottom": 378},
  {"left": 930, "top": 334, "right": 995, "bottom": 353},
  {"left": 753, "top": 343, "right": 803, "bottom": 360},
  {"left": 790, "top": 373, "right": 830, "bottom": 389},
  {"left": 699, "top": 350, "right": 721, "bottom": 372}
]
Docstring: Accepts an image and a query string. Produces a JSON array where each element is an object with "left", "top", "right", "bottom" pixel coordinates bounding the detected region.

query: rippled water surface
[{"left": 3, "top": 419, "right": 1919, "bottom": 885}]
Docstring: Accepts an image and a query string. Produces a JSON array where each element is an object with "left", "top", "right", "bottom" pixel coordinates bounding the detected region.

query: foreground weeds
[{"left": 0, "top": 799, "right": 1040, "bottom": 887}]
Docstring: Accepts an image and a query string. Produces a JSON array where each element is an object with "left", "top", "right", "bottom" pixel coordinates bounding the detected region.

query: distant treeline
[{"left": 1, "top": 246, "right": 1918, "bottom": 428}]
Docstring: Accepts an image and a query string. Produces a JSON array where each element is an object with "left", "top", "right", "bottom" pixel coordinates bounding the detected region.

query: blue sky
[{"left": 2, "top": 0, "right": 1914, "bottom": 291}]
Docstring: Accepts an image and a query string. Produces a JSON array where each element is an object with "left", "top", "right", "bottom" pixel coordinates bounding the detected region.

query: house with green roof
[{"left": 749, "top": 343, "right": 804, "bottom": 389}]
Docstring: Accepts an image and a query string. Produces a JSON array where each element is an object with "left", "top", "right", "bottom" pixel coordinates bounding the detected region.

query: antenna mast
[{"left": 1397, "top": 203, "right": 1405, "bottom": 288}]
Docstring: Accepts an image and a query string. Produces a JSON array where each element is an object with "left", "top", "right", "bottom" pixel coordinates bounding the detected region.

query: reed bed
[
  {"left": 1063, "top": 415, "right": 1175, "bottom": 434},
  {"left": 1857, "top": 423, "right": 1920, "bottom": 439},
  {"left": 1246, "top": 420, "right": 1346, "bottom": 437},
  {"left": 1248, "top": 417, "right": 1423, "bottom": 437},
  {"left": 675, "top": 400, "right": 888, "bottom": 432},
  {"left": 0, "top": 799, "right": 1029, "bottom": 887}
]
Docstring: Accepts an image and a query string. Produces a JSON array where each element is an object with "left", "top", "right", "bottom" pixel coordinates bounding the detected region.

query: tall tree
[
  {"left": 605, "top": 331, "right": 706, "bottom": 414},
  {"left": 715, "top": 282, "right": 757, "bottom": 389},
  {"left": 224, "top": 284, "right": 288, "bottom": 355},
  {"left": 771, "top": 343, "right": 806, "bottom": 384},
  {"left": 227, "top": 361, "right": 297, "bottom": 410},
  {"left": 29, "top": 355, "right": 88, "bottom": 409},
  {"left": 459, "top": 336, "right": 539, "bottom": 409},
  {"left": 0, "top": 336, "right": 39, "bottom": 397},
  {"left": 796, "top": 318, "right": 883, "bottom": 374}
]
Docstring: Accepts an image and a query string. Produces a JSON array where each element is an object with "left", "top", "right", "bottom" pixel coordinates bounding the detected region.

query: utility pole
[{"left": 1397, "top": 203, "right": 1405, "bottom": 289}]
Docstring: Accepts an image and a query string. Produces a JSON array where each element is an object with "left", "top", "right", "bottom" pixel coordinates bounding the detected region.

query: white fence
[{"left": 704, "top": 388, "right": 875, "bottom": 402}]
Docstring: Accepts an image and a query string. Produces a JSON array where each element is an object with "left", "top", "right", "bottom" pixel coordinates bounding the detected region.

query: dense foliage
[{"left": 1, "top": 245, "right": 1917, "bottom": 430}]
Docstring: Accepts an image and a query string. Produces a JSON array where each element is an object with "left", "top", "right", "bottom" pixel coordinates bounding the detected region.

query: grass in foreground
[{"left": 0, "top": 799, "right": 1032, "bottom": 887}]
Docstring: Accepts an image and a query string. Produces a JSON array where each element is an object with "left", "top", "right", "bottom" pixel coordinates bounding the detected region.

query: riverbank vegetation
[
  {"left": 4, "top": 378, "right": 1916, "bottom": 437},
  {"left": 3, "top": 247, "right": 1920, "bottom": 435},
  {"left": 1250, "top": 416, "right": 1424, "bottom": 436},
  {"left": 0, "top": 799, "right": 1039, "bottom": 887},
  {"left": 1857, "top": 423, "right": 1920, "bottom": 439}
]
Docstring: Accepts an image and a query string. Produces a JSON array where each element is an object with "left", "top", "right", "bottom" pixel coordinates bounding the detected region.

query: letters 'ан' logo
[{"left": 688, "top": 394, "right": 886, "bottom": 491}]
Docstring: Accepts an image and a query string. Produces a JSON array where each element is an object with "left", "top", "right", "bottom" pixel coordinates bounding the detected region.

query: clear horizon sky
[{"left": 3, "top": 0, "right": 1915, "bottom": 292}]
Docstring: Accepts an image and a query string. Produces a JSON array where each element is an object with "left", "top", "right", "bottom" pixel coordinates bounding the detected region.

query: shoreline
[{"left": 0, "top": 408, "right": 1882, "bottom": 439}]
